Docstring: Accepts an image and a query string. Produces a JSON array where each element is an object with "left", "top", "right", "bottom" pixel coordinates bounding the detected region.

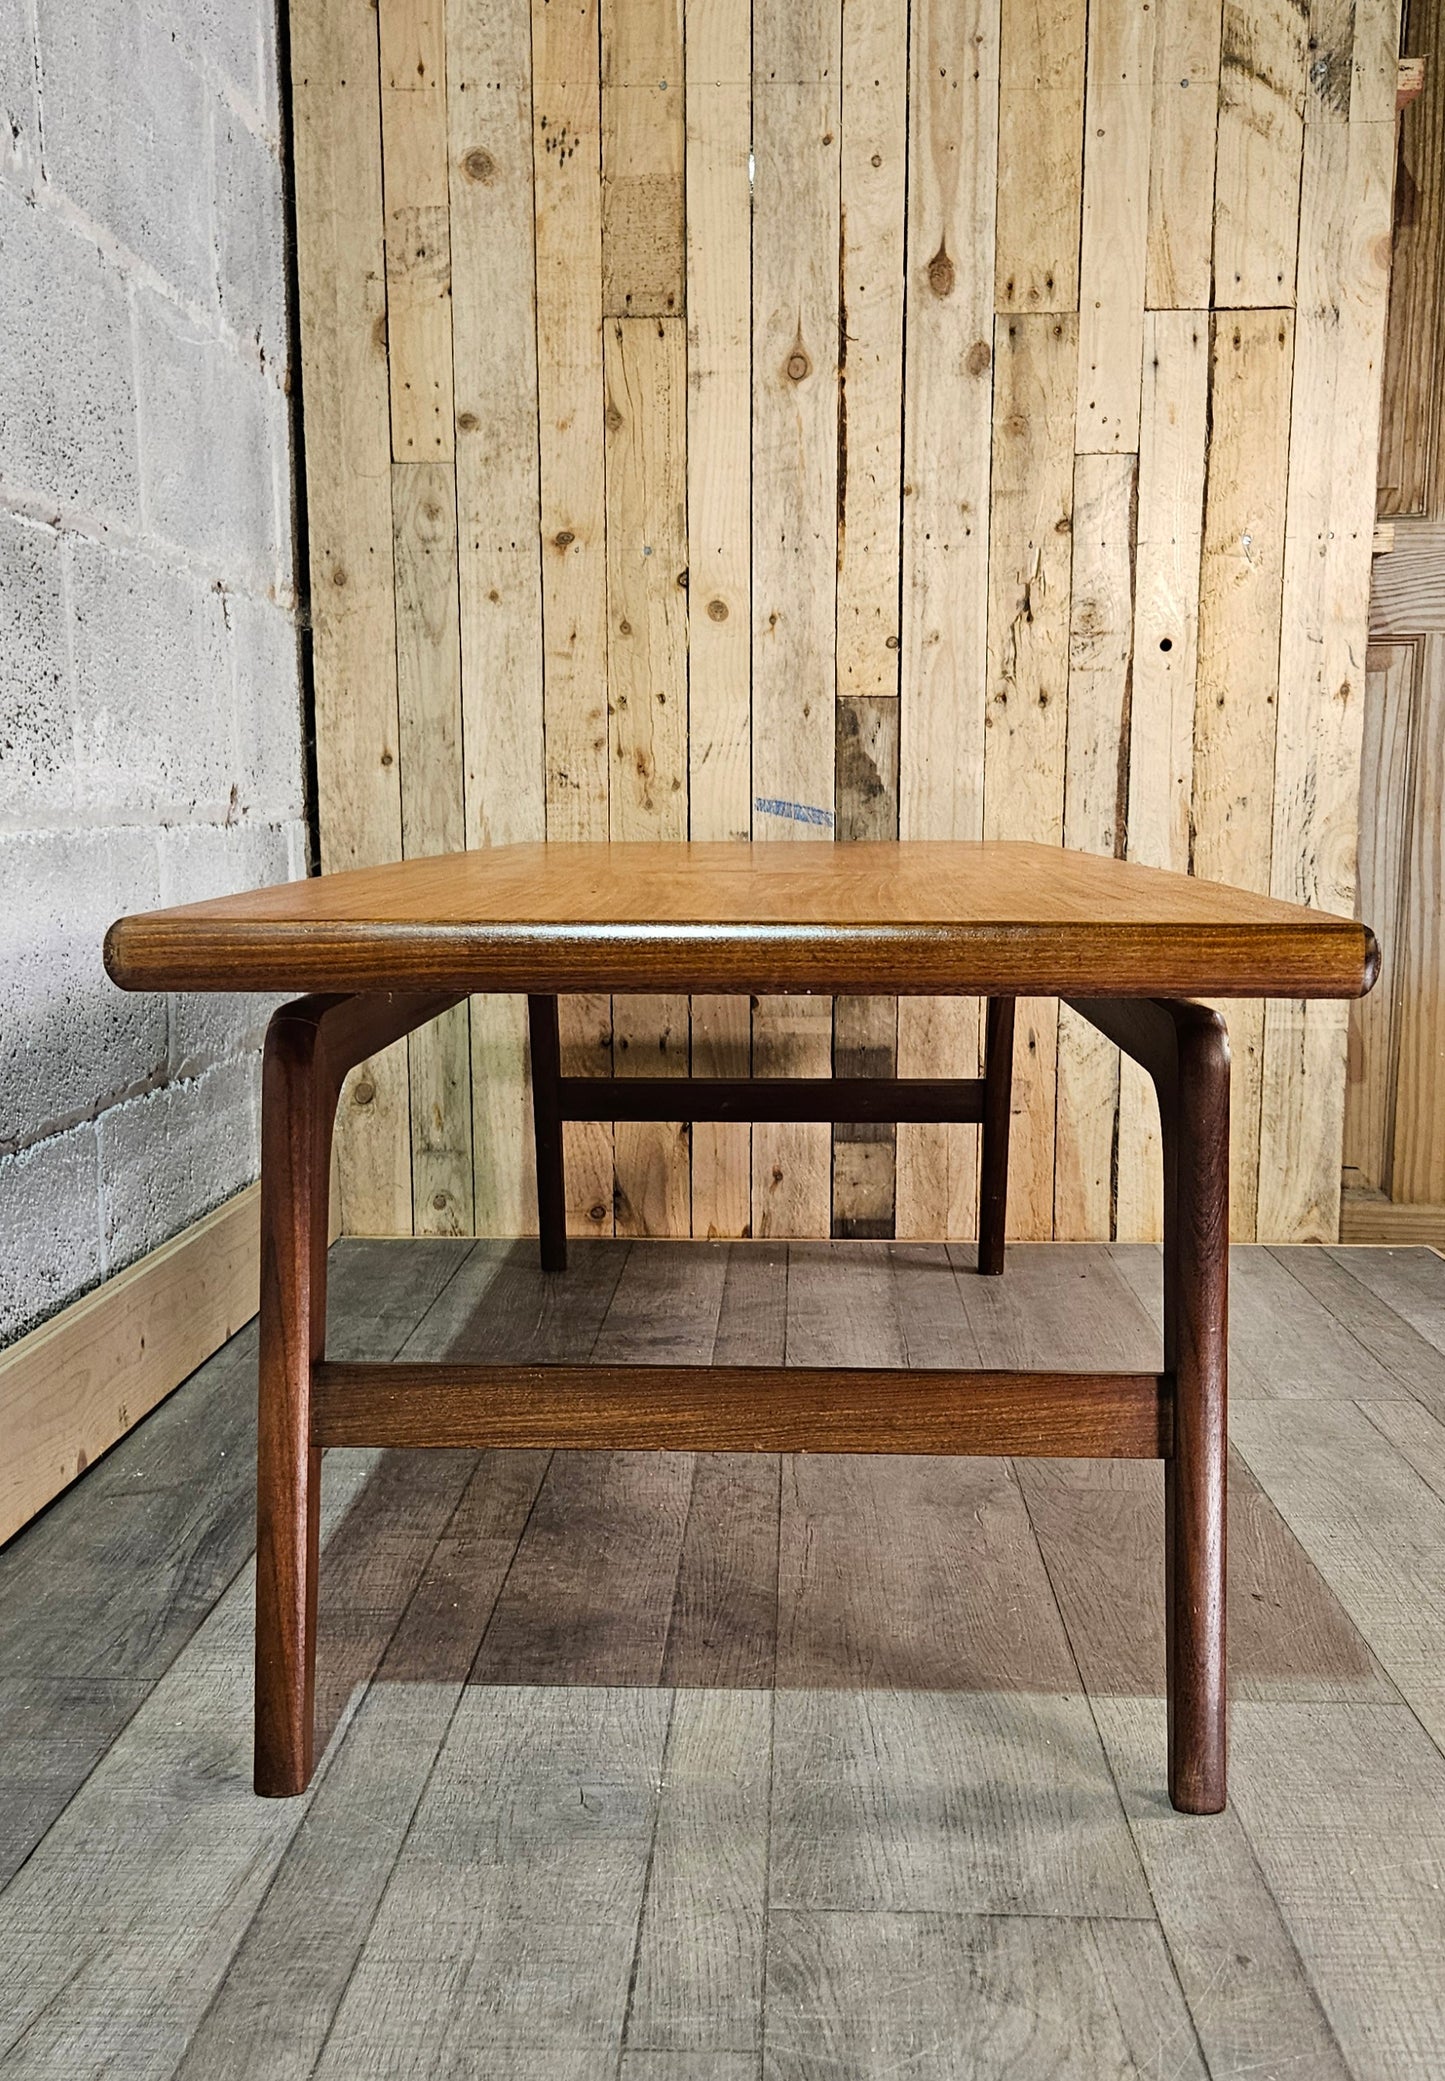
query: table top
[{"left": 103, "top": 841, "right": 1378, "bottom": 1000}]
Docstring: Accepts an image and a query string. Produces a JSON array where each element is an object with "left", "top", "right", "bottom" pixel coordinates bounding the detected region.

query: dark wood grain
[
  {"left": 978, "top": 995, "right": 1015, "bottom": 1274},
  {"left": 254, "top": 1004, "right": 330, "bottom": 1798},
  {"left": 555, "top": 1075, "right": 987, "bottom": 1121},
  {"left": 260, "top": 984, "right": 1227, "bottom": 1811},
  {"left": 1071, "top": 996, "right": 1230, "bottom": 1812},
  {"left": 528, "top": 994, "right": 568, "bottom": 1273},
  {"left": 311, "top": 1360, "right": 1171, "bottom": 1457},
  {"left": 253, "top": 991, "right": 463, "bottom": 1798},
  {"left": 104, "top": 839, "right": 1379, "bottom": 999},
  {"left": 325, "top": 1233, "right": 477, "bottom": 1361},
  {"left": 239, "top": 980, "right": 1241, "bottom": 1809}
]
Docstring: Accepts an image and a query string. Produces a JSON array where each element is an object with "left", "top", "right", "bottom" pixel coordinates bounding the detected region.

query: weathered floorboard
[
  {"left": 764, "top": 1909, "right": 1205, "bottom": 2081},
  {"left": 7, "top": 1238, "right": 1445, "bottom": 2075}
]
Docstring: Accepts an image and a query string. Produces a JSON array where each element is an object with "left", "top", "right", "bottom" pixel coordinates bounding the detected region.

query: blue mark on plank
[{"left": 754, "top": 796, "right": 835, "bottom": 829}]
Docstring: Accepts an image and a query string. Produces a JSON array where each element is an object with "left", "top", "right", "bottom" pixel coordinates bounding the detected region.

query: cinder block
[
  {"left": 157, "top": 816, "right": 293, "bottom": 911},
  {"left": 166, "top": 0, "right": 264, "bottom": 113},
  {"left": 263, "top": 372, "right": 295, "bottom": 594},
  {"left": 135, "top": 289, "right": 282, "bottom": 592},
  {"left": 98, "top": 1054, "right": 259, "bottom": 1272},
  {"left": 35, "top": 0, "right": 211, "bottom": 304},
  {"left": 158, "top": 820, "right": 293, "bottom": 1073},
  {"left": 0, "top": 182, "right": 138, "bottom": 523},
  {"left": 5, "top": 0, "right": 299, "bottom": 1350},
  {"left": 227, "top": 590, "right": 304, "bottom": 820},
  {"left": 0, "top": 509, "right": 74, "bottom": 823},
  {"left": 67, "top": 533, "right": 233, "bottom": 818},
  {"left": 0, "top": 828, "right": 166, "bottom": 1150},
  {"left": 214, "top": 107, "right": 288, "bottom": 373},
  {"left": 1, "top": 0, "right": 39, "bottom": 169},
  {"left": 286, "top": 818, "right": 312, "bottom": 881},
  {"left": 258, "top": 0, "right": 281, "bottom": 139},
  {"left": 0, "top": 1118, "right": 105, "bottom": 1342}
]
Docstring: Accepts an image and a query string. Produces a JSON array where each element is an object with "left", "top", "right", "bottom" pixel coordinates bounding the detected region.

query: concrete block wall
[{"left": 0, "top": 0, "right": 306, "bottom": 1343}]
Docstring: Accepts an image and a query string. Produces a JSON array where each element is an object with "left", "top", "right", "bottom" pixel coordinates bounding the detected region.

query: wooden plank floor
[{"left": 3, "top": 1240, "right": 1445, "bottom": 2078}]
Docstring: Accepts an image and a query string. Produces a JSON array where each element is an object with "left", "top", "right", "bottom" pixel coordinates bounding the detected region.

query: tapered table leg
[
  {"left": 253, "top": 989, "right": 464, "bottom": 1797},
  {"left": 1065, "top": 995, "right": 1230, "bottom": 1811},
  {"left": 978, "top": 996, "right": 1015, "bottom": 1275},
  {"left": 529, "top": 995, "right": 568, "bottom": 1273},
  {"left": 254, "top": 1005, "right": 332, "bottom": 1797},
  {"left": 1161, "top": 1005, "right": 1230, "bottom": 1813}
]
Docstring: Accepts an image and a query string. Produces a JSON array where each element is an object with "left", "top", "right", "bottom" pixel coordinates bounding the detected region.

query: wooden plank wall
[
  {"left": 292, "top": 0, "right": 1402, "bottom": 1245},
  {"left": 1344, "top": 0, "right": 1445, "bottom": 1231}
]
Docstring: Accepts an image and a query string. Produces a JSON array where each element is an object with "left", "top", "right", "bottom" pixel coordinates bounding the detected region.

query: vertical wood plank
[
  {"left": 1260, "top": 0, "right": 1400, "bottom": 1238},
  {"left": 1391, "top": 637, "right": 1445, "bottom": 1201},
  {"left": 1064, "top": 457, "right": 1139, "bottom": 850},
  {"left": 1344, "top": 642, "right": 1417, "bottom": 1190},
  {"left": 896, "top": 0, "right": 1001, "bottom": 1240},
  {"left": 832, "top": 0, "right": 906, "bottom": 1239},
  {"left": 303, "top": 0, "right": 1397, "bottom": 1249},
  {"left": 1076, "top": 0, "right": 1157, "bottom": 453},
  {"left": 1212, "top": 0, "right": 1306, "bottom": 306},
  {"left": 383, "top": 4, "right": 466, "bottom": 1239},
  {"left": 1192, "top": 308, "right": 1294, "bottom": 1239},
  {"left": 602, "top": 0, "right": 689, "bottom": 1237},
  {"left": 1126, "top": 314, "right": 1211, "bottom": 899},
  {"left": 561, "top": 1000, "right": 618, "bottom": 1237},
  {"left": 379, "top": 0, "right": 455, "bottom": 462},
  {"left": 601, "top": 0, "right": 684, "bottom": 316},
  {"left": 606, "top": 315, "right": 691, "bottom": 1235},
  {"left": 292, "top": 0, "right": 411, "bottom": 1236},
  {"left": 392, "top": 460, "right": 473, "bottom": 1235},
  {"left": 1377, "top": 0, "right": 1445, "bottom": 518},
  {"left": 1145, "top": 0, "right": 1223, "bottom": 311},
  {"left": 994, "top": 0, "right": 1086, "bottom": 314},
  {"left": 625, "top": 1689, "right": 770, "bottom": 2055},
  {"left": 833, "top": 696, "right": 900, "bottom": 1237},
  {"left": 836, "top": 0, "right": 907, "bottom": 700},
  {"left": 1055, "top": 452, "right": 1137, "bottom": 1239},
  {"left": 689, "top": 998, "right": 752, "bottom": 1238},
  {"left": 750, "top": 0, "right": 842, "bottom": 1239},
  {"left": 448, "top": 0, "right": 545, "bottom": 1237},
  {"left": 982, "top": 312, "right": 1078, "bottom": 1239},
  {"left": 1117, "top": 310, "right": 1209, "bottom": 1238},
  {"left": 532, "top": 0, "right": 615, "bottom": 1241},
  {"left": 686, "top": 0, "right": 753, "bottom": 1240}
]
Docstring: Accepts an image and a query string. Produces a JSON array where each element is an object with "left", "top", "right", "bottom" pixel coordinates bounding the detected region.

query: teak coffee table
[{"left": 105, "top": 840, "right": 1378, "bottom": 1814}]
